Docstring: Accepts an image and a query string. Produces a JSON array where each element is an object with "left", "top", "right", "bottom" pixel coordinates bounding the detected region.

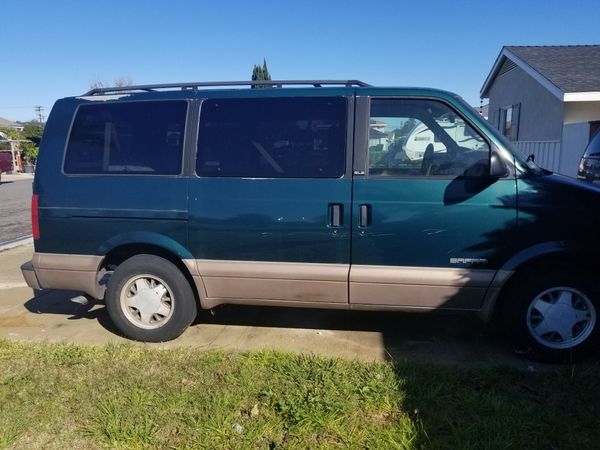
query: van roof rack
[{"left": 82, "top": 80, "right": 371, "bottom": 96}]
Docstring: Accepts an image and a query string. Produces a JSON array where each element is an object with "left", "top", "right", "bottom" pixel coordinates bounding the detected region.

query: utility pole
[{"left": 34, "top": 106, "right": 45, "bottom": 124}]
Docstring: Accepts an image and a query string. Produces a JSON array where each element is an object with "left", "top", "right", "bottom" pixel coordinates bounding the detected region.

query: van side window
[
  {"left": 368, "top": 99, "right": 490, "bottom": 177},
  {"left": 196, "top": 97, "right": 346, "bottom": 178},
  {"left": 64, "top": 101, "right": 187, "bottom": 175}
]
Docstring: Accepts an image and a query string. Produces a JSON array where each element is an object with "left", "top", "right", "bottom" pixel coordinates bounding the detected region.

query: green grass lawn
[{"left": 0, "top": 340, "right": 598, "bottom": 449}]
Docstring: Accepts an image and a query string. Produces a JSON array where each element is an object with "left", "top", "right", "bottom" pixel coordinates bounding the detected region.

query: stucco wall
[
  {"left": 487, "top": 66, "right": 563, "bottom": 141},
  {"left": 564, "top": 102, "right": 600, "bottom": 124},
  {"left": 561, "top": 122, "right": 590, "bottom": 177}
]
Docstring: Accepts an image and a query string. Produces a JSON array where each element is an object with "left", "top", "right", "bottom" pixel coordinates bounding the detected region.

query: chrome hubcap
[
  {"left": 120, "top": 274, "right": 174, "bottom": 329},
  {"left": 527, "top": 287, "right": 596, "bottom": 349}
]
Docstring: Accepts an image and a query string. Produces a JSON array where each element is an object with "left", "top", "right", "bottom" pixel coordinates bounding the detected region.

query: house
[
  {"left": 480, "top": 45, "right": 600, "bottom": 176},
  {"left": 369, "top": 119, "right": 390, "bottom": 151},
  {"left": 0, "top": 116, "right": 24, "bottom": 131}
]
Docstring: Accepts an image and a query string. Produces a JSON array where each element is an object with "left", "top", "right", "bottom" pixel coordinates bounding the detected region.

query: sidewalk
[
  {"left": 1, "top": 172, "right": 34, "bottom": 182},
  {"left": 0, "top": 241, "right": 32, "bottom": 290}
]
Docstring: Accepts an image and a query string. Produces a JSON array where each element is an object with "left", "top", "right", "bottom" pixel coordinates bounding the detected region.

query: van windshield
[{"left": 583, "top": 130, "right": 600, "bottom": 158}]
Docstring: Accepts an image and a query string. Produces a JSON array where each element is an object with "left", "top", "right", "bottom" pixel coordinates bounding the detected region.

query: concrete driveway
[{"left": 0, "top": 241, "right": 564, "bottom": 369}]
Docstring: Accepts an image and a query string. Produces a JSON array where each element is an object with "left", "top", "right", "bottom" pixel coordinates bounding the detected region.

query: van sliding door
[{"left": 188, "top": 94, "right": 354, "bottom": 307}]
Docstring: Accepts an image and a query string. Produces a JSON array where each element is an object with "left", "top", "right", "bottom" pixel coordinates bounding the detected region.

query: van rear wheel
[
  {"left": 502, "top": 266, "right": 599, "bottom": 363},
  {"left": 105, "top": 254, "right": 197, "bottom": 342}
]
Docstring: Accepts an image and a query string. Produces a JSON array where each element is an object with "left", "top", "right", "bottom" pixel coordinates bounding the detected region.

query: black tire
[
  {"left": 501, "top": 265, "right": 599, "bottom": 363},
  {"left": 105, "top": 254, "right": 197, "bottom": 342}
]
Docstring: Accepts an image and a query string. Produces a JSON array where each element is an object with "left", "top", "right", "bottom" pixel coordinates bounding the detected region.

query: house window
[
  {"left": 499, "top": 104, "right": 520, "bottom": 141},
  {"left": 502, "top": 107, "right": 513, "bottom": 139}
]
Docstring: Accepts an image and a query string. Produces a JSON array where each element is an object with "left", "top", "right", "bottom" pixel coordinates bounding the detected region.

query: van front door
[
  {"left": 350, "top": 96, "right": 517, "bottom": 310},
  {"left": 188, "top": 95, "right": 353, "bottom": 307}
]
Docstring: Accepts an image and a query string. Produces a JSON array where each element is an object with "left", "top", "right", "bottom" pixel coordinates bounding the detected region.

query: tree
[
  {"left": 89, "top": 76, "right": 134, "bottom": 90},
  {"left": 114, "top": 76, "right": 134, "bottom": 87},
  {"left": 392, "top": 118, "right": 417, "bottom": 140},
  {"left": 22, "top": 122, "right": 44, "bottom": 139},
  {"left": 251, "top": 59, "right": 272, "bottom": 88},
  {"left": 0, "top": 127, "right": 21, "bottom": 141},
  {"left": 0, "top": 122, "right": 44, "bottom": 164},
  {"left": 89, "top": 80, "right": 105, "bottom": 90},
  {"left": 20, "top": 140, "right": 38, "bottom": 164}
]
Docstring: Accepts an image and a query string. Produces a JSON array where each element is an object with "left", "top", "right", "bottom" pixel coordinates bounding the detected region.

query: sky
[{"left": 1, "top": 0, "right": 599, "bottom": 122}]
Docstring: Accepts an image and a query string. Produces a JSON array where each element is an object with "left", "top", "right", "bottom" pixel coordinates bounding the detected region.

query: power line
[
  {"left": 0, "top": 106, "right": 40, "bottom": 109},
  {"left": 34, "top": 106, "right": 45, "bottom": 124}
]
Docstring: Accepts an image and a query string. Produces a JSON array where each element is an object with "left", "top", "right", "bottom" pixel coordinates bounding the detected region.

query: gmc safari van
[{"left": 21, "top": 80, "right": 600, "bottom": 361}]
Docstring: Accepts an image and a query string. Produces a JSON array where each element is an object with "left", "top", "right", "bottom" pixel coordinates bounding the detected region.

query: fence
[{"left": 513, "top": 140, "right": 560, "bottom": 172}]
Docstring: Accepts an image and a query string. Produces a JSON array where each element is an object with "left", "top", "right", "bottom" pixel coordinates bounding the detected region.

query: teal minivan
[{"left": 21, "top": 80, "right": 600, "bottom": 361}]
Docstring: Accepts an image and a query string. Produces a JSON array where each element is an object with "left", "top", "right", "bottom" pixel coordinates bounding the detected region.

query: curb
[
  {"left": 0, "top": 174, "right": 35, "bottom": 182},
  {"left": 0, "top": 235, "right": 33, "bottom": 252}
]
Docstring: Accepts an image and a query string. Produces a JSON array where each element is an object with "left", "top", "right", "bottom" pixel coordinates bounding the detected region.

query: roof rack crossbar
[{"left": 82, "top": 80, "right": 371, "bottom": 96}]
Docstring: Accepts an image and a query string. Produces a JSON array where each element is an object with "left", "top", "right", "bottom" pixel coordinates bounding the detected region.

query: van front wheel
[
  {"left": 503, "top": 267, "right": 599, "bottom": 362},
  {"left": 105, "top": 254, "right": 197, "bottom": 342}
]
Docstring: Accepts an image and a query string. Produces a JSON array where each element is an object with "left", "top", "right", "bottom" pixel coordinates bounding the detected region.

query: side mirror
[{"left": 490, "top": 150, "right": 509, "bottom": 178}]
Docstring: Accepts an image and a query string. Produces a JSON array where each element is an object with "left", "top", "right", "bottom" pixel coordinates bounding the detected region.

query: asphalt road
[{"left": 0, "top": 178, "right": 32, "bottom": 243}]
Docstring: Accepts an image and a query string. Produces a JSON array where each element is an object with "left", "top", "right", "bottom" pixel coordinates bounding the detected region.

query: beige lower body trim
[
  {"left": 193, "top": 259, "right": 348, "bottom": 281},
  {"left": 33, "top": 252, "right": 102, "bottom": 272},
  {"left": 200, "top": 297, "right": 350, "bottom": 310},
  {"left": 25, "top": 252, "right": 105, "bottom": 299},
  {"left": 23, "top": 252, "right": 512, "bottom": 314},
  {"left": 183, "top": 259, "right": 199, "bottom": 276},
  {"left": 349, "top": 304, "right": 480, "bottom": 312},
  {"left": 20, "top": 261, "right": 41, "bottom": 290},
  {"left": 190, "top": 260, "right": 500, "bottom": 311},
  {"left": 188, "top": 259, "right": 349, "bottom": 307},
  {"left": 350, "top": 265, "right": 496, "bottom": 309}
]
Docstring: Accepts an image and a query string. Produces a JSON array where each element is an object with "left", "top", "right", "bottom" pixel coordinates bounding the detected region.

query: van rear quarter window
[
  {"left": 64, "top": 101, "right": 187, "bottom": 175},
  {"left": 196, "top": 97, "right": 346, "bottom": 178}
]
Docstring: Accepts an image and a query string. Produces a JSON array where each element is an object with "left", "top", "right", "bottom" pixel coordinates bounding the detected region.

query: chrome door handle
[
  {"left": 359, "top": 204, "right": 370, "bottom": 227},
  {"left": 329, "top": 203, "right": 342, "bottom": 227}
]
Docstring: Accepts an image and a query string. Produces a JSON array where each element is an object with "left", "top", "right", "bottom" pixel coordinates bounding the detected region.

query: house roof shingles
[
  {"left": 0, "top": 117, "right": 21, "bottom": 128},
  {"left": 506, "top": 45, "right": 600, "bottom": 93}
]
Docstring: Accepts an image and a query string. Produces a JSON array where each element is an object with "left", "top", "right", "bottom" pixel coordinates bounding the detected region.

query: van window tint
[
  {"left": 64, "top": 101, "right": 187, "bottom": 175},
  {"left": 369, "top": 99, "right": 490, "bottom": 177},
  {"left": 196, "top": 97, "right": 346, "bottom": 178}
]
